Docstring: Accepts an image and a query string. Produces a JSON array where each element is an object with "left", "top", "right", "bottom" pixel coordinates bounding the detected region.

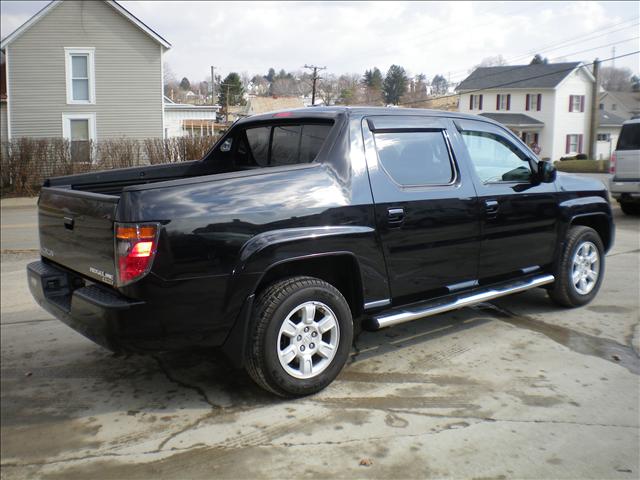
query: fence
[{"left": 0, "top": 135, "right": 220, "bottom": 197}]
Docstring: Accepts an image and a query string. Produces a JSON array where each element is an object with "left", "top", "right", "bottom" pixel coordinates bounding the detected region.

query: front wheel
[
  {"left": 548, "top": 226, "right": 605, "bottom": 307},
  {"left": 245, "top": 276, "right": 353, "bottom": 397}
]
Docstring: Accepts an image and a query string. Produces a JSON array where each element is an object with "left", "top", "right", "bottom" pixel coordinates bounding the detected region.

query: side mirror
[{"left": 537, "top": 160, "right": 557, "bottom": 183}]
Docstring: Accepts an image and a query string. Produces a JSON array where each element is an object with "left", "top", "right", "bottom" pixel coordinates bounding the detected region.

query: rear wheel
[
  {"left": 548, "top": 226, "right": 605, "bottom": 307},
  {"left": 246, "top": 276, "right": 353, "bottom": 397}
]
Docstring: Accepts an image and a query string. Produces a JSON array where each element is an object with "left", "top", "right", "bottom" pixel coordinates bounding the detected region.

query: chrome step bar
[{"left": 370, "top": 274, "right": 555, "bottom": 330}]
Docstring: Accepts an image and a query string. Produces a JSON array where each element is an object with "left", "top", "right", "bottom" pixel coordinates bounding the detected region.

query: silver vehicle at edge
[{"left": 610, "top": 118, "right": 640, "bottom": 215}]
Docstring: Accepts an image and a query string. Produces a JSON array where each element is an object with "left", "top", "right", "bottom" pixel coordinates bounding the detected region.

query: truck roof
[{"left": 240, "top": 106, "right": 504, "bottom": 127}]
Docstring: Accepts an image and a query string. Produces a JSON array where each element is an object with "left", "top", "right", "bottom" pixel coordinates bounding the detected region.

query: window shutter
[
  {"left": 578, "top": 134, "right": 583, "bottom": 153},
  {"left": 534, "top": 133, "right": 539, "bottom": 144},
  {"left": 496, "top": 95, "right": 500, "bottom": 110},
  {"left": 479, "top": 95, "right": 483, "bottom": 110},
  {"left": 507, "top": 94, "right": 511, "bottom": 110},
  {"left": 537, "top": 94, "right": 542, "bottom": 111},
  {"left": 569, "top": 96, "right": 573, "bottom": 112},
  {"left": 580, "top": 96, "right": 585, "bottom": 112},
  {"left": 566, "top": 135, "right": 570, "bottom": 154},
  {"left": 469, "top": 95, "right": 473, "bottom": 110},
  {"left": 526, "top": 94, "right": 530, "bottom": 111}
]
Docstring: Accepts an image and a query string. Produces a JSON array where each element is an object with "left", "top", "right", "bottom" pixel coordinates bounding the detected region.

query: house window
[
  {"left": 469, "top": 94, "right": 483, "bottom": 110},
  {"left": 565, "top": 134, "right": 583, "bottom": 154},
  {"left": 569, "top": 95, "right": 584, "bottom": 112},
  {"left": 496, "top": 94, "right": 511, "bottom": 111},
  {"left": 597, "top": 133, "right": 610, "bottom": 141},
  {"left": 65, "top": 48, "right": 95, "bottom": 104},
  {"left": 62, "top": 113, "right": 96, "bottom": 163},
  {"left": 599, "top": 103, "right": 604, "bottom": 110},
  {"left": 526, "top": 94, "right": 541, "bottom": 111},
  {"left": 612, "top": 104, "right": 617, "bottom": 111}
]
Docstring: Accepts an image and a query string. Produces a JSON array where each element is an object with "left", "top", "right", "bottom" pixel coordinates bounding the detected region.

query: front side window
[
  {"left": 373, "top": 131, "right": 454, "bottom": 186},
  {"left": 65, "top": 48, "right": 95, "bottom": 104},
  {"left": 461, "top": 130, "right": 531, "bottom": 183}
]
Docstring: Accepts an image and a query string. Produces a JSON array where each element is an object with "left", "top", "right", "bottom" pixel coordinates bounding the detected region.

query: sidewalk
[{"left": 1, "top": 197, "right": 38, "bottom": 208}]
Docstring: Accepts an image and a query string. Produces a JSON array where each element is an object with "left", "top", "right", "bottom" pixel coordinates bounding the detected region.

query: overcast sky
[{"left": 1, "top": 1, "right": 638, "bottom": 83}]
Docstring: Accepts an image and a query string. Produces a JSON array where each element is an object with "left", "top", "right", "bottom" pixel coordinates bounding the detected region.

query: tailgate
[
  {"left": 39, "top": 187, "right": 118, "bottom": 286},
  {"left": 614, "top": 150, "right": 640, "bottom": 180}
]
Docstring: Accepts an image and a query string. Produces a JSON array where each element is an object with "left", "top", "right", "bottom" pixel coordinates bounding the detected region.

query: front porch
[{"left": 479, "top": 113, "right": 544, "bottom": 154}]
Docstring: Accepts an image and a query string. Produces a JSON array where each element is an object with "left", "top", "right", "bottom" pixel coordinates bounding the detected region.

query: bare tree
[
  {"left": 318, "top": 74, "right": 340, "bottom": 106},
  {"left": 471, "top": 55, "right": 508, "bottom": 72},
  {"left": 600, "top": 66, "right": 634, "bottom": 92}
]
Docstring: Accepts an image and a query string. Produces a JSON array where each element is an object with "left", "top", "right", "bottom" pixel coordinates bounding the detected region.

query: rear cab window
[
  {"left": 216, "top": 121, "right": 334, "bottom": 169},
  {"left": 616, "top": 123, "right": 640, "bottom": 151}
]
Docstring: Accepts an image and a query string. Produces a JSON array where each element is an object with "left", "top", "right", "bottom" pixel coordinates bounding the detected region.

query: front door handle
[
  {"left": 387, "top": 207, "right": 405, "bottom": 225},
  {"left": 485, "top": 200, "right": 499, "bottom": 216}
]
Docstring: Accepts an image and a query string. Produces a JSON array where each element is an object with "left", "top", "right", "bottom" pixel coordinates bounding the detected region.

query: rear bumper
[
  {"left": 609, "top": 178, "right": 640, "bottom": 200},
  {"left": 28, "top": 260, "right": 153, "bottom": 352}
]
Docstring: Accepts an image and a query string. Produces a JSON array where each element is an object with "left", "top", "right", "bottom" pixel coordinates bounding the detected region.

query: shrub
[
  {"left": 0, "top": 134, "right": 220, "bottom": 197},
  {"left": 575, "top": 153, "right": 588, "bottom": 160},
  {"left": 553, "top": 159, "right": 609, "bottom": 173}
]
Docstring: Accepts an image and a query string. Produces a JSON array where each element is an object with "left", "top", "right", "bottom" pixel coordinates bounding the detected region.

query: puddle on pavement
[{"left": 475, "top": 304, "right": 640, "bottom": 375}]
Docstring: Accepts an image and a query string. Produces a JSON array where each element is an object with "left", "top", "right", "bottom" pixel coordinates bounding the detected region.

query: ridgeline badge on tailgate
[
  {"left": 41, "top": 247, "right": 54, "bottom": 257},
  {"left": 89, "top": 267, "right": 114, "bottom": 285}
]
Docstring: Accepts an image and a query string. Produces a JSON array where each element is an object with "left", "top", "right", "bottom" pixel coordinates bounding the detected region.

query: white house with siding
[
  {"left": 457, "top": 62, "right": 605, "bottom": 161},
  {"left": 1, "top": 0, "right": 170, "bottom": 161}
]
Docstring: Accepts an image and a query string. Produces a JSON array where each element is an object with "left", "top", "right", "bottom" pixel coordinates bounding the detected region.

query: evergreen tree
[
  {"left": 382, "top": 65, "right": 408, "bottom": 105},
  {"left": 219, "top": 72, "right": 245, "bottom": 106},
  {"left": 530, "top": 54, "right": 549, "bottom": 65},
  {"left": 179, "top": 77, "right": 191, "bottom": 91}
]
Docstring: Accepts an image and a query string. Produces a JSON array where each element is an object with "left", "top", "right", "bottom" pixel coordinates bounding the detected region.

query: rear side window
[
  {"left": 373, "top": 131, "right": 454, "bottom": 185},
  {"left": 236, "top": 123, "right": 332, "bottom": 168},
  {"left": 616, "top": 123, "right": 640, "bottom": 151}
]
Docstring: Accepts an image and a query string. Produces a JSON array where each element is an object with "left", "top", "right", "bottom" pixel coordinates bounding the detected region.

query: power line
[
  {"left": 443, "top": 17, "right": 640, "bottom": 83},
  {"left": 398, "top": 50, "right": 640, "bottom": 107},
  {"left": 548, "top": 36, "right": 640, "bottom": 62},
  {"left": 429, "top": 34, "right": 639, "bottom": 98}
]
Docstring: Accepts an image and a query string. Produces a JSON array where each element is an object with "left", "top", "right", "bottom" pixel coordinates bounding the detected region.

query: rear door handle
[
  {"left": 485, "top": 200, "right": 499, "bottom": 216},
  {"left": 387, "top": 207, "right": 405, "bottom": 225}
]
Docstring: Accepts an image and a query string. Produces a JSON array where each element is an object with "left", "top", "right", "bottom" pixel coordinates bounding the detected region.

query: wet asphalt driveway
[{"left": 1, "top": 204, "right": 638, "bottom": 479}]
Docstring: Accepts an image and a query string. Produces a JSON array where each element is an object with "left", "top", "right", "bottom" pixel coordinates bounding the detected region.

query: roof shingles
[{"left": 457, "top": 62, "right": 583, "bottom": 91}]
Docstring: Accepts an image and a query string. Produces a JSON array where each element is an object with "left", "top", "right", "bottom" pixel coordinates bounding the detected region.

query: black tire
[
  {"left": 620, "top": 201, "right": 640, "bottom": 215},
  {"left": 548, "top": 226, "right": 605, "bottom": 308},
  {"left": 245, "top": 276, "right": 353, "bottom": 397}
]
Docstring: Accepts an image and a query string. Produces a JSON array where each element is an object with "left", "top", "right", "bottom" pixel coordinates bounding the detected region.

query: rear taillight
[
  {"left": 115, "top": 223, "right": 160, "bottom": 286},
  {"left": 610, "top": 152, "right": 616, "bottom": 174}
]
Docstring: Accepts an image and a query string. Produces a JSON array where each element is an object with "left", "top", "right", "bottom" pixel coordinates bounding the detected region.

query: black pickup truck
[{"left": 28, "top": 107, "right": 614, "bottom": 396}]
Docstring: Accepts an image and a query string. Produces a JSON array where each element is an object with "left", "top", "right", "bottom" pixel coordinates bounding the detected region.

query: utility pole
[
  {"left": 304, "top": 64, "right": 326, "bottom": 106},
  {"left": 210, "top": 66, "right": 216, "bottom": 106},
  {"left": 225, "top": 84, "right": 230, "bottom": 123},
  {"left": 589, "top": 58, "right": 601, "bottom": 160}
]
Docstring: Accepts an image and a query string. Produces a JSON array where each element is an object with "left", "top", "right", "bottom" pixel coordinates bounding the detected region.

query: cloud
[{"left": 1, "top": 1, "right": 638, "bottom": 82}]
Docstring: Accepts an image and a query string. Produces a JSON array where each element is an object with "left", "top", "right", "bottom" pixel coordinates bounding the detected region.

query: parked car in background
[
  {"left": 610, "top": 118, "right": 640, "bottom": 215},
  {"left": 28, "top": 107, "right": 614, "bottom": 396}
]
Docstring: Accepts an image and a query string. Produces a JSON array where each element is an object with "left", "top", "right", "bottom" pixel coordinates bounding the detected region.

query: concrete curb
[{"left": 1, "top": 197, "right": 38, "bottom": 208}]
